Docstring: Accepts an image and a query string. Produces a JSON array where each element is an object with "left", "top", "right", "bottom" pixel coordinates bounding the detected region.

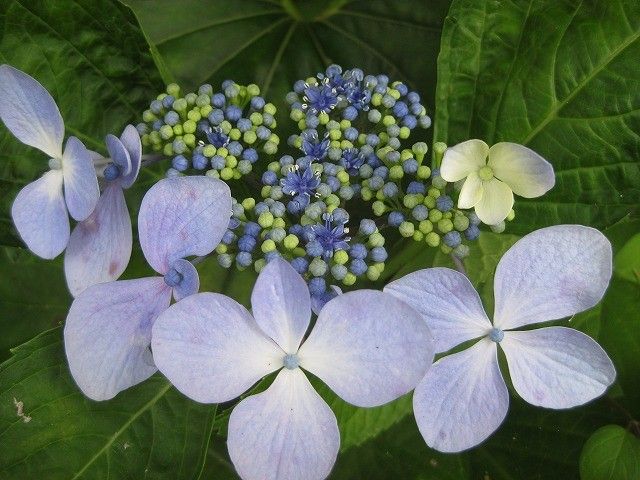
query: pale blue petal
[
  {"left": 251, "top": 257, "right": 311, "bottom": 353},
  {"left": 105, "top": 133, "right": 131, "bottom": 175},
  {"left": 62, "top": 136, "right": 99, "bottom": 221},
  {"left": 169, "top": 258, "right": 200, "bottom": 301},
  {"left": 501, "top": 327, "right": 616, "bottom": 409},
  {"left": 227, "top": 369, "right": 340, "bottom": 480},
  {"left": 493, "top": 225, "right": 612, "bottom": 330},
  {"left": 385, "top": 268, "right": 491, "bottom": 353},
  {"left": 11, "top": 169, "right": 69, "bottom": 259},
  {"left": 299, "top": 290, "right": 434, "bottom": 408},
  {"left": 118, "top": 124, "right": 142, "bottom": 188},
  {"left": 138, "top": 176, "right": 232, "bottom": 274},
  {"left": 64, "top": 277, "right": 172, "bottom": 400},
  {"left": 0, "top": 64, "right": 64, "bottom": 158},
  {"left": 64, "top": 184, "right": 131, "bottom": 297},
  {"left": 152, "top": 292, "right": 282, "bottom": 403},
  {"left": 413, "top": 339, "right": 509, "bottom": 452}
]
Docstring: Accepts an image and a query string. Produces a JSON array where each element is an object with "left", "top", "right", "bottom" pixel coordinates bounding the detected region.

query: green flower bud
[
  {"left": 453, "top": 215, "right": 470, "bottom": 231},
  {"left": 429, "top": 209, "right": 443, "bottom": 223},
  {"left": 506, "top": 209, "right": 516, "bottom": 221},
  {"left": 372, "top": 200, "right": 387, "bottom": 216},
  {"left": 425, "top": 232, "right": 440, "bottom": 247},
  {"left": 283, "top": 234, "right": 299, "bottom": 250},
  {"left": 437, "top": 218, "right": 454, "bottom": 233},
  {"left": 389, "top": 165, "right": 404, "bottom": 180},
  {"left": 261, "top": 239, "right": 276, "bottom": 253},
  {"left": 333, "top": 250, "right": 349, "bottom": 265},
  {"left": 417, "top": 165, "right": 431, "bottom": 179},
  {"left": 166, "top": 83, "right": 180, "bottom": 97},
  {"left": 159, "top": 124, "right": 173, "bottom": 140},
  {"left": 399, "top": 221, "right": 415, "bottom": 238},
  {"left": 368, "top": 232, "right": 385, "bottom": 247},
  {"left": 419, "top": 220, "right": 433, "bottom": 234},
  {"left": 183, "top": 120, "right": 197, "bottom": 134},
  {"left": 258, "top": 211, "right": 274, "bottom": 228},
  {"left": 220, "top": 167, "right": 234, "bottom": 180},
  {"left": 490, "top": 221, "right": 506, "bottom": 233},
  {"left": 309, "top": 258, "right": 328, "bottom": 277},
  {"left": 366, "top": 266, "right": 381, "bottom": 281},
  {"left": 343, "top": 272, "right": 356, "bottom": 286},
  {"left": 440, "top": 244, "right": 453, "bottom": 254},
  {"left": 264, "top": 141, "right": 278, "bottom": 155}
]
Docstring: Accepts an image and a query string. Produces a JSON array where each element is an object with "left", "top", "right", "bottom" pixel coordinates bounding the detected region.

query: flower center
[
  {"left": 103, "top": 162, "right": 121, "bottom": 181},
  {"left": 478, "top": 165, "right": 494, "bottom": 181},
  {"left": 283, "top": 353, "right": 299, "bottom": 370},
  {"left": 48, "top": 158, "right": 62, "bottom": 170},
  {"left": 488, "top": 327, "right": 504, "bottom": 343},
  {"left": 163, "top": 267, "right": 183, "bottom": 287}
]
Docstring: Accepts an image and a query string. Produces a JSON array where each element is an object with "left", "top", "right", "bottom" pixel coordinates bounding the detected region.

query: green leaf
[
  {"left": 435, "top": 0, "right": 640, "bottom": 233},
  {"left": 580, "top": 425, "right": 640, "bottom": 480},
  {"left": 614, "top": 233, "right": 640, "bottom": 284},
  {"left": 0, "top": 327, "right": 216, "bottom": 479},
  {"left": 124, "top": 0, "right": 451, "bottom": 123},
  {"left": 0, "top": 247, "right": 70, "bottom": 360},
  {"left": 0, "top": 0, "right": 163, "bottom": 246}
]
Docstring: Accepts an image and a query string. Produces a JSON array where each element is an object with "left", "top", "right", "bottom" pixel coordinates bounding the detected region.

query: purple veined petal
[
  {"left": 64, "top": 183, "right": 131, "bottom": 297},
  {"left": 500, "top": 327, "right": 616, "bottom": 409},
  {"left": 168, "top": 258, "right": 200, "bottom": 301},
  {"left": 299, "top": 290, "right": 434, "bottom": 408},
  {"left": 0, "top": 64, "right": 64, "bottom": 159},
  {"left": 152, "top": 292, "right": 283, "bottom": 404},
  {"left": 105, "top": 133, "right": 131, "bottom": 176},
  {"left": 64, "top": 277, "right": 172, "bottom": 400},
  {"left": 138, "top": 176, "right": 232, "bottom": 274},
  {"left": 413, "top": 338, "right": 509, "bottom": 453},
  {"left": 251, "top": 257, "right": 312, "bottom": 353},
  {"left": 62, "top": 136, "right": 99, "bottom": 221},
  {"left": 385, "top": 268, "right": 491, "bottom": 353},
  {"left": 118, "top": 124, "right": 142, "bottom": 189},
  {"left": 11, "top": 169, "right": 69, "bottom": 259},
  {"left": 227, "top": 368, "right": 340, "bottom": 480},
  {"left": 493, "top": 225, "right": 612, "bottom": 330}
]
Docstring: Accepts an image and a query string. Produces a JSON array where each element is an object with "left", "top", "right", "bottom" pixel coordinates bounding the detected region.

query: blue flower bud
[
  {"left": 242, "top": 148, "right": 259, "bottom": 163},
  {"left": 410, "top": 103, "right": 423, "bottom": 116},
  {"left": 407, "top": 92, "right": 420, "bottom": 103},
  {"left": 443, "top": 231, "right": 462, "bottom": 248},
  {"left": 287, "top": 257, "right": 306, "bottom": 274},
  {"left": 343, "top": 106, "right": 358, "bottom": 120},
  {"left": 192, "top": 153, "right": 208, "bottom": 170},
  {"left": 270, "top": 201, "right": 286, "bottom": 218},
  {"left": 255, "top": 202, "right": 270, "bottom": 215},
  {"left": 419, "top": 115, "right": 432, "bottom": 128},
  {"left": 403, "top": 115, "right": 417, "bottom": 129},
  {"left": 238, "top": 235, "right": 257, "bottom": 252},
  {"left": 262, "top": 170, "right": 278, "bottom": 185},
  {"left": 172, "top": 155, "right": 189, "bottom": 171},
  {"left": 373, "top": 166, "right": 388, "bottom": 179},
  {"left": 412, "top": 205, "right": 429, "bottom": 221},
  {"left": 436, "top": 195, "right": 454, "bottom": 212},
  {"left": 164, "top": 111, "right": 180, "bottom": 126},
  {"left": 236, "top": 251, "right": 253, "bottom": 267},
  {"left": 383, "top": 182, "right": 398, "bottom": 198},
  {"left": 403, "top": 159, "right": 419, "bottom": 174},
  {"left": 218, "top": 254, "right": 233, "bottom": 268},
  {"left": 166, "top": 168, "right": 180, "bottom": 178},
  {"left": 388, "top": 211, "right": 404, "bottom": 227},
  {"left": 365, "top": 134, "right": 380, "bottom": 146},
  {"left": 393, "top": 101, "right": 409, "bottom": 117},
  {"left": 209, "top": 93, "right": 225, "bottom": 108},
  {"left": 359, "top": 219, "right": 377, "bottom": 236},
  {"left": 368, "top": 175, "right": 384, "bottom": 190},
  {"left": 465, "top": 224, "right": 480, "bottom": 240},
  {"left": 211, "top": 155, "right": 226, "bottom": 170},
  {"left": 251, "top": 96, "right": 265, "bottom": 109},
  {"left": 256, "top": 126, "right": 271, "bottom": 140},
  {"left": 222, "top": 230, "right": 236, "bottom": 245},
  {"left": 350, "top": 259, "right": 368, "bottom": 276},
  {"left": 293, "top": 80, "right": 306, "bottom": 94},
  {"left": 227, "top": 141, "right": 243, "bottom": 156},
  {"left": 244, "top": 222, "right": 261, "bottom": 237},
  {"left": 344, "top": 127, "right": 359, "bottom": 141},
  {"left": 306, "top": 114, "right": 320, "bottom": 129},
  {"left": 331, "top": 264, "right": 348, "bottom": 281},
  {"left": 331, "top": 208, "right": 349, "bottom": 224},
  {"left": 103, "top": 163, "right": 121, "bottom": 181},
  {"left": 162, "top": 95, "right": 175, "bottom": 109},
  {"left": 306, "top": 240, "right": 324, "bottom": 257},
  {"left": 208, "top": 109, "right": 224, "bottom": 125},
  {"left": 265, "top": 251, "right": 281, "bottom": 262},
  {"left": 370, "top": 246, "right": 388, "bottom": 262},
  {"left": 308, "top": 277, "right": 326, "bottom": 295}
]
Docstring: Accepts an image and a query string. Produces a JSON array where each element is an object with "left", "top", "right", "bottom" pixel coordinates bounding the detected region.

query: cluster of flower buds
[{"left": 138, "top": 81, "right": 279, "bottom": 180}]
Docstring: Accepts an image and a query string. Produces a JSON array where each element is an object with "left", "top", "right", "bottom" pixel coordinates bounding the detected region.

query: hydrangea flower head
[
  {"left": 152, "top": 258, "right": 434, "bottom": 480},
  {"left": 64, "top": 176, "right": 231, "bottom": 400},
  {"left": 440, "top": 139, "right": 555, "bottom": 225},
  {"left": 64, "top": 125, "right": 142, "bottom": 296},
  {"left": 385, "top": 225, "right": 615, "bottom": 452},
  {"left": 0, "top": 65, "right": 99, "bottom": 258}
]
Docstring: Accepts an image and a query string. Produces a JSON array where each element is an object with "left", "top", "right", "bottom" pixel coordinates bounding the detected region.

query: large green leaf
[
  {"left": 580, "top": 425, "right": 640, "bottom": 480},
  {"left": 124, "top": 0, "right": 451, "bottom": 122},
  {"left": 0, "top": 328, "right": 216, "bottom": 479},
  {"left": 435, "top": 0, "right": 640, "bottom": 233}
]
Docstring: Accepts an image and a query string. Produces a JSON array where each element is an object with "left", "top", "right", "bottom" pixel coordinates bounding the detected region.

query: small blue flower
[
  {"left": 204, "top": 126, "right": 230, "bottom": 148},
  {"left": 311, "top": 213, "right": 351, "bottom": 260},
  {"left": 301, "top": 131, "right": 330, "bottom": 160},
  {"left": 281, "top": 165, "right": 320, "bottom": 198},
  {"left": 340, "top": 148, "right": 365, "bottom": 175},
  {"left": 303, "top": 84, "right": 339, "bottom": 114}
]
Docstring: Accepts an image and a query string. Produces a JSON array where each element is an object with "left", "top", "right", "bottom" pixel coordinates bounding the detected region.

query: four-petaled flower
[
  {"left": 339, "top": 148, "right": 365, "bottom": 175},
  {"left": 440, "top": 139, "right": 555, "bottom": 225},
  {"left": 64, "top": 176, "right": 231, "bottom": 400},
  {"left": 385, "top": 225, "right": 615, "bottom": 452},
  {"left": 0, "top": 65, "right": 99, "bottom": 258},
  {"left": 301, "top": 130, "right": 330, "bottom": 160},
  {"left": 281, "top": 164, "right": 320, "bottom": 198},
  {"left": 64, "top": 125, "right": 142, "bottom": 296},
  {"left": 311, "top": 213, "right": 351, "bottom": 260},
  {"left": 152, "top": 258, "right": 434, "bottom": 480}
]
